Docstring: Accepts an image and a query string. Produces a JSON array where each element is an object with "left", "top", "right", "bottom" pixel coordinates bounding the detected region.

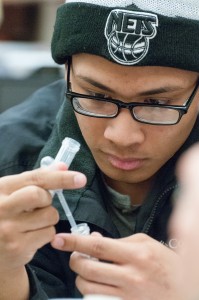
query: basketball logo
[{"left": 105, "top": 9, "right": 158, "bottom": 65}]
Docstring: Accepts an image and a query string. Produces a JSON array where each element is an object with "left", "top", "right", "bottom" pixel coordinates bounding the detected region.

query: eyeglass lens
[{"left": 72, "top": 97, "right": 180, "bottom": 124}]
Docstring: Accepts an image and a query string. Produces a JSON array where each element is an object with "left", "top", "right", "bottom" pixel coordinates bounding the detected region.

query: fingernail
[
  {"left": 52, "top": 237, "right": 64, "bottom": 248},
  {"left": 74, "top": 174, "right": 86, "bottom": 187}
]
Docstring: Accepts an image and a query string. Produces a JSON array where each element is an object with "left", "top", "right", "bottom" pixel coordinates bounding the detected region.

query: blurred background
[{"left": 0, "top": 0, "right": 64, "bottom": 112}]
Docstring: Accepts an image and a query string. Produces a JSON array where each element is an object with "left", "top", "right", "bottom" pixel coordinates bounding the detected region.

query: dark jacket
[
  {"left": 0, "top": 79, "right": 65, "bottom": 176},
  {"left": 0, "top": 80, "right": 199, "bottom": 299}
]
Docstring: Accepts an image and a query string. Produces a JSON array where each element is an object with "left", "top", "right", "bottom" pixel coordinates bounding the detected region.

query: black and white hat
[{"left": 51, "top": 0, "right": 199, "bottom": 72}]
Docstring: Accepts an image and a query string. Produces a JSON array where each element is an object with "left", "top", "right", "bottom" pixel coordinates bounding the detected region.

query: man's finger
[
  {"left": 75, "top": 275, "right": 120, "bottom": 298},
  {"left": 70, "top": 251, "right": 130, "bottom": 286},
  {"left": 1, "top": 186, "right": 52, "bottom": 215},
  {"left": 51, "top": 233, "right": 140, "bottom": 264},
  {"left": 0, "top": 165, "right": 87, "bottom": 194},
  {"left": 19, "top": 226, "right": 57, "bottom": 255}
]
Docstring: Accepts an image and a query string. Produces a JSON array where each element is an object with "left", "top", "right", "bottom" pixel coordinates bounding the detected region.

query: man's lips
[{"left": 106, "top": 154, "right": 146, "bottom": 171}]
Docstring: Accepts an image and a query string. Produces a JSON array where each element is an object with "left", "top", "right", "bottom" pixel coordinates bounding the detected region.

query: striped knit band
[{"left": 51, "top": 0, "right": 199, "bottom": 72}]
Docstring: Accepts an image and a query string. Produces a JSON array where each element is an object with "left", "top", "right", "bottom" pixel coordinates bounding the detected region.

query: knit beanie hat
[{"left": 51, "top": 0, "right": 199, "bottom": 72}]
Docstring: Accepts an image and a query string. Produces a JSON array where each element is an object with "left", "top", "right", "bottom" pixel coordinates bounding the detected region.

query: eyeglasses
[{"left": 65, "top": 59, "right": 199, "bottom": 126}]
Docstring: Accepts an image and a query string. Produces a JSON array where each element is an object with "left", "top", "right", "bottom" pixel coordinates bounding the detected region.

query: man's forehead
[{"left": 71, "top": 54, "right": 197, "bottom": 83}]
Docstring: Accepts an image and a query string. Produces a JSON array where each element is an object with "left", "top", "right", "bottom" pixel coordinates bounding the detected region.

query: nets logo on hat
[{"left": 105, "top": 9, "right": 158, "bottom": 65}]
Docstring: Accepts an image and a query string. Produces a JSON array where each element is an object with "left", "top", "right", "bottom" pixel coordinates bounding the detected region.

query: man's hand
[
  {"left": 0, "top": 164, "right": 86, "bottom": 300},
  {"left": 170, "top": 144, "right": 199, "bottom": 300},
  {"left": 52, "top": 232, "right": 183, "bottom": 300}
]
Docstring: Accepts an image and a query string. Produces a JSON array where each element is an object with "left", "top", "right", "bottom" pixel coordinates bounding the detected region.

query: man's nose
[{"left": 104, "top": 108, "right": 145, "bottom": 147}]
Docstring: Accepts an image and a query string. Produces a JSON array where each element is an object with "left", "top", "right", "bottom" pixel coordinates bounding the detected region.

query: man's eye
[{"left": 144, "top": 98, "right": 169, "bottom": 105}]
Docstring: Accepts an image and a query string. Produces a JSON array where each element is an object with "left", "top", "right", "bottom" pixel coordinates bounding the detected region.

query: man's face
[{"left": 68, "top": 54, "right": 199, "bottom": 188}]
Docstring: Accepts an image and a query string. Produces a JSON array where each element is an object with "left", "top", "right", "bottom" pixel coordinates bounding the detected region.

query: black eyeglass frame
[{"left": 65, "top": 58, "right": 199, "bottom": 126}]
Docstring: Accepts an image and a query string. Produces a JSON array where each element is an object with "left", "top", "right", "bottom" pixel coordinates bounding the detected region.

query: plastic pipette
[
  {"left": 40, "top": 138, "right": 90, "bottom": 235},
  {"left": 56, "top": 190, "right": 77, "bottom": 229},
  {"left": 40, "top": 138, "right": 80, "bottom": 230}
]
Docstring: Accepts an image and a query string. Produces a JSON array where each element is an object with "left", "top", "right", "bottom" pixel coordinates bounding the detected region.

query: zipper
[{"left": 143, "top": 184, "right": 178, "bottom": 234}]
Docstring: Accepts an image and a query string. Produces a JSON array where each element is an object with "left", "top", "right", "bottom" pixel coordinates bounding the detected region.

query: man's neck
[{"left": 103, "top": 175, "right": 155, "bottom": 206}]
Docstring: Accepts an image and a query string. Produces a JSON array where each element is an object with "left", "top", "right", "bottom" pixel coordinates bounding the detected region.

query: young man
[{"left": 0, "top": 0, "right": 199, "bottom": 299}]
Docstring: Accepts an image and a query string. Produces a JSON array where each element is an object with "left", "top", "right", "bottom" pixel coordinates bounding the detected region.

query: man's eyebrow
[
  {"left": 138, "top": 86, "right": 184, "bottom": 96},
  {"left": 75, "top": 74, "right": 183, "bottom": 96},
  {"left": 76, "top": 75, "right": 114, "bottom": 92}
]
